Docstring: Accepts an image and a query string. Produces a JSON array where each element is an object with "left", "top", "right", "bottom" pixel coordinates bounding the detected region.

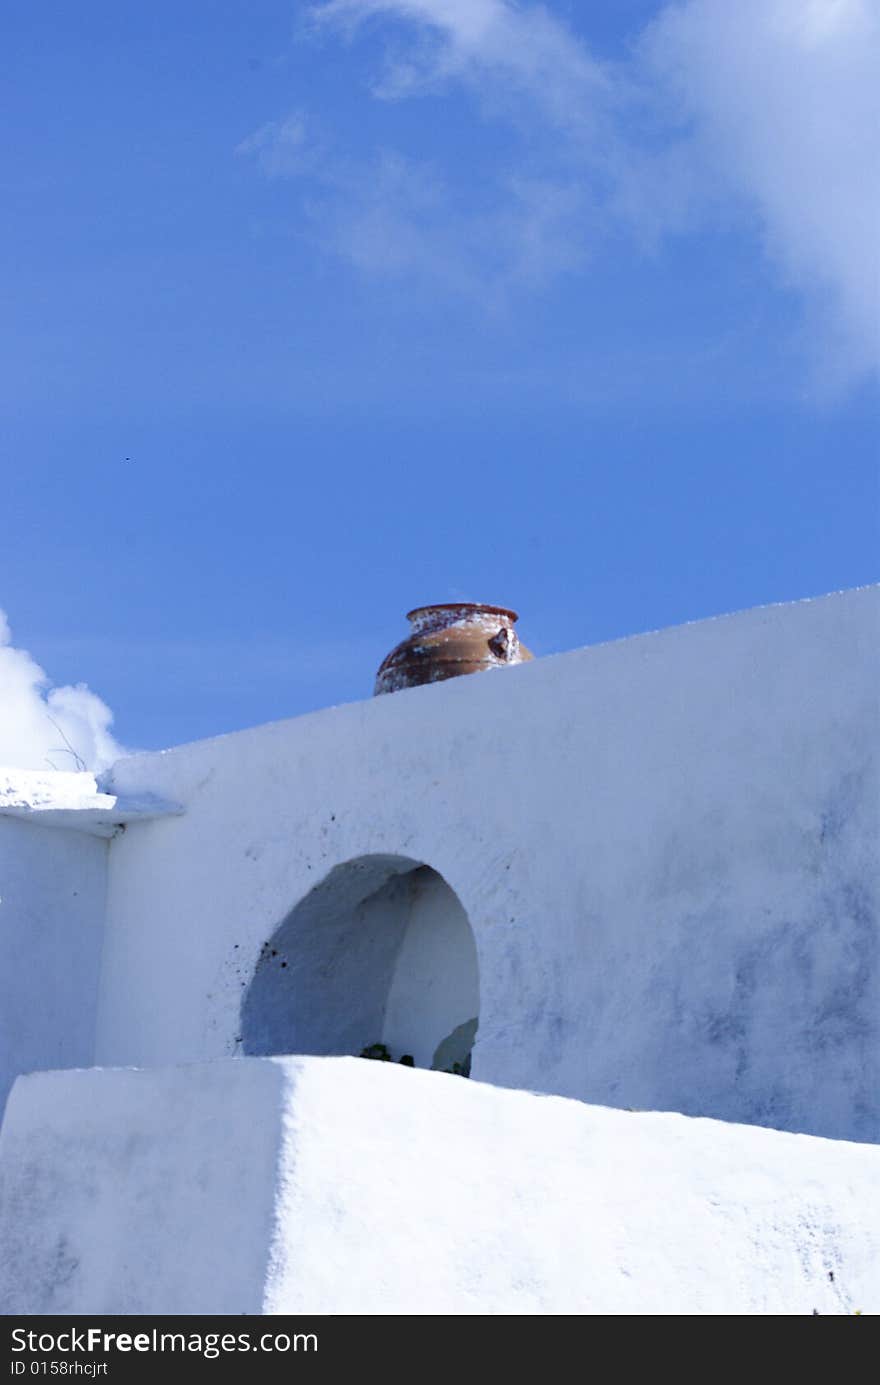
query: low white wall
[
  {"left": 97, "top": 587, "right": 879, "bottom": 1141},
  {"left": 1, "top": 1057, "right": 878, "bottom": 1316},
  {"left": 0, "top": 817, "right": 106, "bottom": 1116},
  {"left": 0, "top": 1058, "right": 283, "bottom": 1315}
]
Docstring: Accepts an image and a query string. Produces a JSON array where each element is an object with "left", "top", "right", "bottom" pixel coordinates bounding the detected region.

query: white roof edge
[
  {"left": 0, "top": 770, "right": 184, "bottom": 838},
  {"left": 103, "top": 582, "right": 880, "bottom": 777}
]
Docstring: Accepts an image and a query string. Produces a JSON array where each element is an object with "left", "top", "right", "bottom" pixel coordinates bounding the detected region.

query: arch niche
[{"left": 240, "top": 855, "right": 479, "bottom": 1073}]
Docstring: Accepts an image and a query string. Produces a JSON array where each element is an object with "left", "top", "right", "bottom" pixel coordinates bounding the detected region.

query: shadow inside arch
[{"left": 241, "top": 853, "right": 479, "bottom": 1072}]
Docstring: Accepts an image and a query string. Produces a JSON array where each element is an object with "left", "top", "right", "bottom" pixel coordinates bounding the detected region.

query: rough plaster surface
[
  {"left": 0, "top": 817, "right": 106, "bottom": 1116},
  {"left": 94, "top": 587, "right": 878, "bottom": 1142},
  {"left": 1, "top": 1056, "right": 878, "bottom": 1316}
]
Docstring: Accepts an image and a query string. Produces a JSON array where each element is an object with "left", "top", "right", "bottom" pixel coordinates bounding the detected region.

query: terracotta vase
[{"left": 374, "top": 603, "right": 533, "bottom": 696}]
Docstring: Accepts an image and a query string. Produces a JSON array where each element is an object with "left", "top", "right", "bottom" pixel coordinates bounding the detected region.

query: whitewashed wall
[
  {"left": 4, "top": 1056, "right": 879, "bottom": 1316},
  {"left": 0, "top": 817, "right": 106, "bottom": 1115},
  {"left": 96, "top": 587, "right": 878, "bottom": 1142}
]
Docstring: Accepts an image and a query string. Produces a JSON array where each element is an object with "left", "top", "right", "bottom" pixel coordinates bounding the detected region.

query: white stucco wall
[
  {"left": 95, "top": 586, "right": 878, "bottom": 1141},
  {"left": 2, "top": 1056, "right": 878, "bottom": 1316},
  {"left": 0, "top": 817, "right": 107, "bottom": 1116}
]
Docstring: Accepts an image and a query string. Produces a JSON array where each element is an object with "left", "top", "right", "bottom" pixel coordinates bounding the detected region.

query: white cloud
[
  {"left": 642, "top": 0, "right": 880, "bottom": 385},
  {"left": 0, "top": 610, "right": 124, "bottom": 773},
  {"left": 305, "top": 149, "right": 588, "bottom": 298},
  {"left": 313, "top": 0, "right": 614, "bottom": 134},
  {"left": 243, "top": 0, "right": 617, "bottom": 297},
  {"left": 241, "top": 0, "right": 879, "bottom": 383}
]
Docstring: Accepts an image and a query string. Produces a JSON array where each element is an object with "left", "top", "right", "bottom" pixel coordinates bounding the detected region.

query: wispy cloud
[
  {"left": 309, "top": 150, "right": 589, "bottom": 296},
  {"left": 314, "top": 0, "right": 615, "bottom": 132},
  {"left": 238, "top": 0, "right": 879, "bottom": 385},
  {"left": 0, "top": 610, "right": 125, "bottom": 772},
  {"left": 235, "top": 112, "right": 317, "bottom": 178},
  {"left": 642, "top": 0, "right": 880, "bottom": 389}
]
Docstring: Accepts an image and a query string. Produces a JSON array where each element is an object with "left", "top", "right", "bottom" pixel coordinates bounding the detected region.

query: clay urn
[{"left": 374, "top": 603, "right": 533, "bottom": 696}]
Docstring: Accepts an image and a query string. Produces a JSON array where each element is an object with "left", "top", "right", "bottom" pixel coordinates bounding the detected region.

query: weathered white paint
[
  {"left": 91, "top": 586, "right": 878, "bottom": 1143},
  {"left": 1, "top": 1056, "right": 878, "bottom": 1316},
  {"left": 0, "top": 817, "right": 106, "bottom": 1115}
]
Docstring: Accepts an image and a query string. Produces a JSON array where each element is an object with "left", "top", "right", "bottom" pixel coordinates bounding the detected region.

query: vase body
[{"left": 374, "top": 603, "right": 533, "bottom": 696}]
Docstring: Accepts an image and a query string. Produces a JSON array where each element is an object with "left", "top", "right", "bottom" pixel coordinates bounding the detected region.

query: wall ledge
[{"left": 0, "top": 769, "right": 183, "bottom": 838}]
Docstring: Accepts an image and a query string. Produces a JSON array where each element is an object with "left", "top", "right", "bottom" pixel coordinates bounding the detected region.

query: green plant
[
  {"left": 359, "top": 1042, "right": 414, "bottom": 1066},
  {"left": 358, "top": 1041, "right": 470, "bottom": 1075}
]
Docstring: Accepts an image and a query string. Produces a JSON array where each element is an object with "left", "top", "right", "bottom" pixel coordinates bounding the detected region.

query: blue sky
[{"left": 1, "top": 0, "right": 877, "bottom": 764}]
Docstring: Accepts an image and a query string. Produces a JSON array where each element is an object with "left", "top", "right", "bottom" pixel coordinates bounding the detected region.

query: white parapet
[
  {"left": 0, "top": 769, "right": 183, "bottom": 837},
  {"left": 92, "top": 585, "right": 879, "bottom": 1144},
  {"left": 1, "top": 1055, "right": 878, "bottom": 1316}
]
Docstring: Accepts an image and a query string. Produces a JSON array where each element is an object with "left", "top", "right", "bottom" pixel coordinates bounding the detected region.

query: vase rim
[{"left": 406, "top": 602, "right": 519, "bottom": 624}]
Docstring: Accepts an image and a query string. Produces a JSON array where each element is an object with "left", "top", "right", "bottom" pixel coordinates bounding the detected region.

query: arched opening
[{"left": 240, "top": 854, "right": 479, "bottom": 1072}]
